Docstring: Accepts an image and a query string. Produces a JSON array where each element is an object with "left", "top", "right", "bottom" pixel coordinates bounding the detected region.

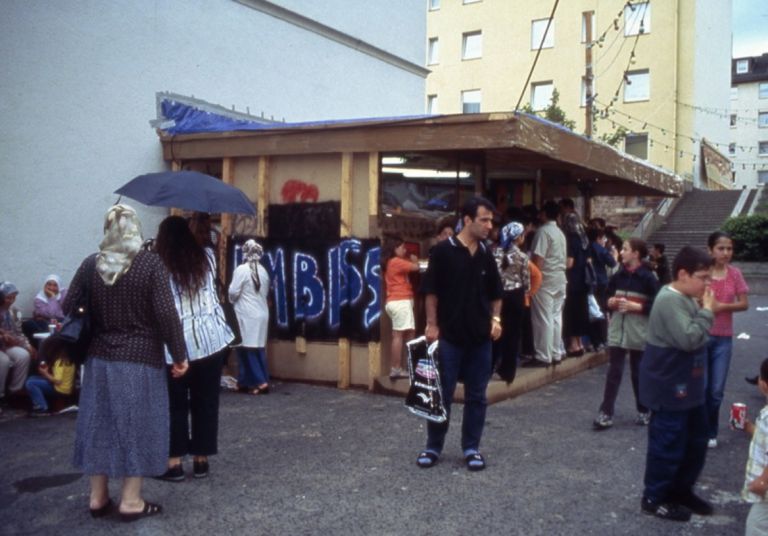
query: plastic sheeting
[{"left": 159, "top": 99, "right": 431, "bottom": 135}]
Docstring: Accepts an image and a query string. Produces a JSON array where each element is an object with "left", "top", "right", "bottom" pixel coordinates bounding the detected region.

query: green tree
[{"left": 520, "top": 88, "right": 576, "bottom": 131}]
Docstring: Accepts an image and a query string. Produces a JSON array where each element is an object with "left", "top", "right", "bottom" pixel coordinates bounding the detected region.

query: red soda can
[{"left": 731, "top": 402, "right": 747, "bottom": 430}]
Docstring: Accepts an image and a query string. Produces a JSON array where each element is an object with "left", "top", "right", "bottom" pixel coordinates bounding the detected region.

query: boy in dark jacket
[{"left": 639, "top": 246, "right": 715, "bottom": 522}]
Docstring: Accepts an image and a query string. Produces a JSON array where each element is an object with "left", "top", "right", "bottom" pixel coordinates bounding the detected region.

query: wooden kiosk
[{"left": 158, "top": 112, "right": 682, "bottom": 393}]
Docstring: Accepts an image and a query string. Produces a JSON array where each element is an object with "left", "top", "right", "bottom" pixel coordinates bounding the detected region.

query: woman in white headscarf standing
[
  {"left": 64, "top": 204, "right": 188, "bottom": 523},
  {"left": 228, "top": 239, "right": 271, "bottom": 394}
]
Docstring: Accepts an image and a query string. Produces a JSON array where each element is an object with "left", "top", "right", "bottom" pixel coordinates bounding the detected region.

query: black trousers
[
  {"left": 493, "top": 288, "right": 525, "bottom": 383},
  {"left": 167, "top": 348, "right": 227, "bottom": 457}
]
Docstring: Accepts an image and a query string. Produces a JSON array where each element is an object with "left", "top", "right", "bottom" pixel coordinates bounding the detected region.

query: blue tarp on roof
[{"left": 160, "top": 99, "right": 432, "bottom": 135}]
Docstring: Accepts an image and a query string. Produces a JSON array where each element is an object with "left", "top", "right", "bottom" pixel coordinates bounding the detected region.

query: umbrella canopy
[{"left": 115, "top": 170, "right": 256, "bottom": 215}]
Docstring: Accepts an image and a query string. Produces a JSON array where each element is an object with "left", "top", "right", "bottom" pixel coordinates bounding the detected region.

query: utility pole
[{"left": 584, "top": 11, "right": 594, "bottom": 139}]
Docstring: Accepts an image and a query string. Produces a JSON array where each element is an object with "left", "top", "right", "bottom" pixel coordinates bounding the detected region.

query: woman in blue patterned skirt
[{"left": 65, "top": 204, "right": 189, "bottom": 522}]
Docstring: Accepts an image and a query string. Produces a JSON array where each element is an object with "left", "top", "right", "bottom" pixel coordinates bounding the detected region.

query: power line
[{"left": 514, "top": 0, "right": 561, "bottom": 111}]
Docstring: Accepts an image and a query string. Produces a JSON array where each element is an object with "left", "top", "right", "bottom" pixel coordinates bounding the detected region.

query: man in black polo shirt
[{"left": 416, "top": 196, "right": 503, "bottom": 472}]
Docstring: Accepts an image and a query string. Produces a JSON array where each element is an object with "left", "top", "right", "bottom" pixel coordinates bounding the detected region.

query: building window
[
  {"left": 624, "top": 70, "right": 650, "bottom": 102},
  {"left": 462, "top": 90, "right": 481, "bottom": 113},
  {"left": 730, "top": 114, "right": 737, "bottom": 127},
  {"left": 759, "top": 171, "right": 768, "bottom": 184},
  {"left": 760, "top": 141, "right": 768, "bottom": 156},
  {"left": 731, "top": 87, "right": 739, "bottom": 100},
  {"left": 736, "top": 59, "right": 749, "bottom": 74},
  {"left": 760, "top": 112, "right": 768, "bottom": 128},
  {"left": 581, "top": 11, "right": 595, "bottom": 43},
  {"left": 531, "top": 18, "right": 554, "bottom": 49},
  {"left": 462, "top": 31, "right": 482, "bottom": 60},
  {"left": 728, "top": 143, "right": 736, "bottom": 155},
  {"left": 429, "top": 0, "right": 440, "bottom": 11},
  {"left": 624, "top": 2, "right": 651, "bottom": 36},
  {"left": 427, "top": 95, "right": 438, "bottom": 115},
  {"left": 760, "top": 83, "right": 768, "bottom": 99},
  {"left": 530, "top": 82, "right": 554, "bottom": 111},
  {"left": 625, "top": 133, "right": 649, "bottom": 159},
  {"left": 427, "top": 37, "right": 439, "bottom": 65}
]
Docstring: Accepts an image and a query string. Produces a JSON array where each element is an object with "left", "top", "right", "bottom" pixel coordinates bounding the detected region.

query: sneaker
[
  {"left": 29, "top": 407, "right": 50, "bottom": 418},
  {"left": 155, "top": 464, "right": 185, "bottom": 482},
  {"left": 593, "top": 411, "right": 613, "bottom": 430},
  {"left": 707, "top": 438, "right": 718, "bottom": 449},
  {"left": 674, "top": 492, "right": 714, "bottom": 516},
  {"left": 193, "top": 460, "right": 209, "bottom": 479},
  {"left": 641, "top": 497, "right": 692, "bottom": 522},
  {"left": 635, "top": 412, "right": 651, "bottom": 426}
]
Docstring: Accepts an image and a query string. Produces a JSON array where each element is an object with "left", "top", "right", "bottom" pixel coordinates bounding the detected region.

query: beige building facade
[{"left": 425, "top": 0, "right": 732, "bottom": 184}]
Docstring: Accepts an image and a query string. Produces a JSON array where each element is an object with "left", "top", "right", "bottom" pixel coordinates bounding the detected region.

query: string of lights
[
  {"left": 676, "top": 100, "right": 759, "bottom": 124},
  {"left": 600, "top": 2, "right": 648, "bottom": 114},
  {"left": 601, "top": 116, "right": 768, "bottom": 171}
]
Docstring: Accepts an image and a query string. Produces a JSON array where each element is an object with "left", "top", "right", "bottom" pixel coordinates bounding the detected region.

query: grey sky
[{"left": 733, "top": 0, "right": 768, "bottom": 57}]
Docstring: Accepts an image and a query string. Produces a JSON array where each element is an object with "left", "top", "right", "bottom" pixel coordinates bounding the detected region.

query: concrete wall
[{"left": 0, "top": 0, "right": 424, "bottom": 313}]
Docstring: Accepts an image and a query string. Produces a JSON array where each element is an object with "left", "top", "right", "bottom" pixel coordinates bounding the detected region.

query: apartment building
[
  {"left": 730, "top": 53, "right": 768, "bottom": 188},
  {"left": 425, "top": 0, "right": 731, "bottom": 184}
]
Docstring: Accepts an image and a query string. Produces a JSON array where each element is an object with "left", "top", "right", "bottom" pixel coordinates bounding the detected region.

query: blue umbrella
[{"left": 115, "top": 170, "right": 256, "bottom": 215}]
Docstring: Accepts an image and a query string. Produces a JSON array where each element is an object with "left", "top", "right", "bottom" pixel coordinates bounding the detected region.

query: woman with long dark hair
[
  {"left": 154, "top": 215, "right": 234, "bottom": 481},
  {"left": 66, "top": 204, "right": 188, "bottom": 522}
]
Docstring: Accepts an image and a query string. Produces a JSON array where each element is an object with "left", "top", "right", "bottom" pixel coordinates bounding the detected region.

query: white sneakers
[{"left": 707, "top": 438, "right": 718, "bottom": 449}]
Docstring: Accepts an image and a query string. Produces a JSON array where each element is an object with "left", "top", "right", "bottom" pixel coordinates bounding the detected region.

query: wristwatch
[{"left": 492, "top": 315, "right": 502, "bottom": 324}]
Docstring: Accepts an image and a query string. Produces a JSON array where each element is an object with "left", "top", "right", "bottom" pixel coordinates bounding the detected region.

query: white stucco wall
[
  {"left": 0, "top": 0, "right": 424, "bottom": 313},
  {"left": 690, "top": 0, "right": 732, "bottom": 187}
]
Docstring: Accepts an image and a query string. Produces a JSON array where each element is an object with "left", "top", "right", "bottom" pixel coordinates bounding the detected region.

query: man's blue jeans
[
  {"left": 426, "top": 338, "right": 492, "bottom": 455},
  {"left": 705, "top": 335, "right": 732, "bottom": 440},
  {"left": 236, "top": 347, "right": 269, "bottom": 388},
  {"left": 643, "top": 405, "right": 708, "bottom": 504}
]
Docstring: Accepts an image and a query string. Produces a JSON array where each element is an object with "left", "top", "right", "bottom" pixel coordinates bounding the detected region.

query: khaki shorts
[{"left": 385, "top": 299, "right": 415, "bottom": 331}]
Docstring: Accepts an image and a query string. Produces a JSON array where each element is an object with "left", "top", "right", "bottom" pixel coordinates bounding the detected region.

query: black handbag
[{"left": 54, "top": 257, "right": 96, "bottom": 365}]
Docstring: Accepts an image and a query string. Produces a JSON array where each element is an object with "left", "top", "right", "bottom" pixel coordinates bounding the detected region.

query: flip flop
[
  {"left": 465, "top": 452, "right": 486, "bottom": 472},
  {"left": 120, "top": 501, "right": 163, "bottom": 523},
  {"left": 89, "top": 498, "right": 114, "bottom": 518},
  {"left": 416, "top": 450, "right": 439, "bottom": 468}
]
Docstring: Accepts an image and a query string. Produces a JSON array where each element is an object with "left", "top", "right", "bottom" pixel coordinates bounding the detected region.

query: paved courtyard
[{"left": 2, "top": 296, "right": 767, "bottom": 535}]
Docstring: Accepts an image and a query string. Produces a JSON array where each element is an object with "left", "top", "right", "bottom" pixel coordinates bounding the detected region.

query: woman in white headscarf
[
  {"left": 228, "top": 239, "right": 271, "bottom": 394},
  {"left": 64, "top": 204, "right": 188, "bottom": 523},
  {"left": 33, "top": 275, "right": 68, "bottom": 321}
]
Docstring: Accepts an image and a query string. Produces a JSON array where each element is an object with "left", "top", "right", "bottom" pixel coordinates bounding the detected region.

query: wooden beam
[
  {"left": 368, "top": 152, "right": 379, "bottom": 217},
  {"left": 367, "top": 341, "right": 381, "bottom": 391},
  {"left": 338, "top": 152, "right": 354, "bottom": 389},
  {"left": 338, "top": 338, "right": 351, "bottom": 389},
  {"left": 219, "top": 157, "right": 235, "bottom": 284},
  {"left": 340, "top": 152, "right": 352, "bottom": 237},
  {"left": 170, "top": 161, "right": 183, "bottom": 216},
  {"left": 257, "top": 155, "right": 270, "bottom": 237}
]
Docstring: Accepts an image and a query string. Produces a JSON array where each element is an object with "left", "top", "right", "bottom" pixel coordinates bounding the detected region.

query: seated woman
[
  {"left": 23, "top": 275, "right": 68, "bottom": 345},
  {"left": 0, "top": 282, "right": 34, "bottom": 407}
]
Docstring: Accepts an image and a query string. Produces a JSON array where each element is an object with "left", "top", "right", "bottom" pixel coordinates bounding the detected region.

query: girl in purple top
[{"left": 705, "top": 230, "right": 749, "bottom": 448}]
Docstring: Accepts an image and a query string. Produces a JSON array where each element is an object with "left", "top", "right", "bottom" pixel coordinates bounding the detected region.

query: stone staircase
[{"left": 647, "top": 189, "right": 744, "bottom": 261}]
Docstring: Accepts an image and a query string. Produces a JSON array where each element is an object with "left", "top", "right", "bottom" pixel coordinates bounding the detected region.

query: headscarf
[
  {"left": 0, "top": 281, "right": 18, "bottom": 302},
  {"left": 96, "top": 204, "right": 144, "bottom": 285},
  {"left": 36, "top": 274, "right": 62, "bottom": 303},
  {"left": 500, "top": 222, "right": 525, "bottom": 251},
  {"left": 242, "top": 239, "right": 264, "bottom": 291},
  {"left": 564, "top": 212, "right": 589, "bottom": 250}
]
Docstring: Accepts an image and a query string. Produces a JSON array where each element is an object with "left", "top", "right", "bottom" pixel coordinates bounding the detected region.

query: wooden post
[
  {"left": 338, "top": 152, "right": 353, "bottom": 389},
  {"left": 367, "top": 152, "right": 381, "bottom": 390},
  {"left": 257, "top": 155, "right": 270, "bottom": 237},
  {"left": 170, "top": 161, "right": 183, "bottom": 216},
  {"left": 219, "top": 157, "right": 235, "bottom": 284},
  {"left": 584, "top": 11, "right": 594, "bottom": 139}
]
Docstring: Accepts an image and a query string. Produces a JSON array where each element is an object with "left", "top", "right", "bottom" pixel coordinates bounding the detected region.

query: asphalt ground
[{"left": 2, "top": 295, "right": 768, "bottom": 535}]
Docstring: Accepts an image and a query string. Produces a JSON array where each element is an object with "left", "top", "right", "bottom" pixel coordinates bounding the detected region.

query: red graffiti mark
[{"left": 281, "top": 179, "right": 319, "bottom": 203}]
